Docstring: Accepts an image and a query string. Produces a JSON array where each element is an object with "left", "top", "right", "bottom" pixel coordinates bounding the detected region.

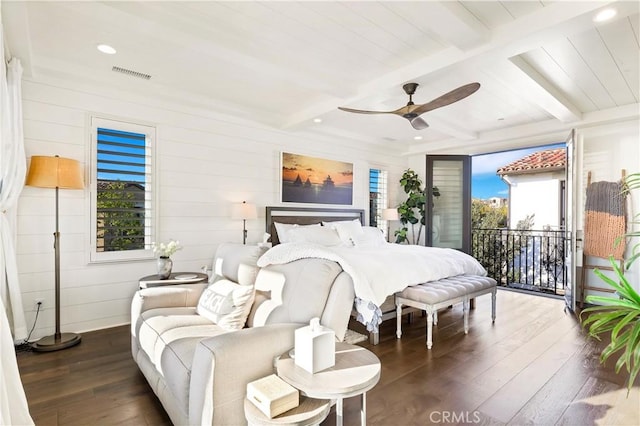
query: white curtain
[
  {"left": 0, "top": 9, "right": 27, "bottom": 343},
  {"left": 0, "top": 7, "right": 34, "bottom": 426}
]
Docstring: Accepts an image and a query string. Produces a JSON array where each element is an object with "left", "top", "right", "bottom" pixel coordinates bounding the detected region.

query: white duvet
[{"left": 257, "top": 242, "right": 487, "bottom": 330}]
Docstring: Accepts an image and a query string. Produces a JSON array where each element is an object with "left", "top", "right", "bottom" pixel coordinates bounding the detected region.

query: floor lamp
[
  {"left": 26, "top": 155, "right": 84, "bottom": 352},
  {"left": 231, "top": 201, "right": 257, "bottom": 244},
  {"left": 382, "top": 208, "right": 399, "bottom": 243}
]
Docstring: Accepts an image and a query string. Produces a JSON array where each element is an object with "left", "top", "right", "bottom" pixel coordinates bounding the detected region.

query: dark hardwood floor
[{"left": 16, "top": 290, "right": 640, "bottom": 425}]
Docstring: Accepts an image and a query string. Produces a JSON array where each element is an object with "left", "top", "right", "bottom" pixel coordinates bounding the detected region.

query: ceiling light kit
[
  {"left": 593, "top": 8, "right": 617, "bottom": 22},
  {"left": 339, "top": 82, "right": 480, "bottom": 130},
  {"left": 97, "top": 43, "right": 116, "bottom": 54}
]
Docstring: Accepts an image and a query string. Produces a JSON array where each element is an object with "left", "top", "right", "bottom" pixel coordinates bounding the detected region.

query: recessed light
[
  {"left": 497, "top": 117, "right": 505, "bottom": 121},
  {"left": 97, "top": 44, "right": 116, "bottom": 55},
  {"left": 413, "top": 136, "right": 423, "bottom": 140},
  {"left": 313, "top": 118, "right": 323, "bottom": 123},
  {"left": 594, "top": 8, "right": 616, "bottom": 23}
]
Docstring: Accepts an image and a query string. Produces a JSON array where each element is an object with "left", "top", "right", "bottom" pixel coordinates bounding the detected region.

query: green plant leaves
[{"left": 580, "top": 253, "right": 640, "bottom": 395}]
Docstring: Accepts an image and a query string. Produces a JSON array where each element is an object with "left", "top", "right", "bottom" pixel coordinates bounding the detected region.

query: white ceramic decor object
[{"left": 294, "top": 318, "right": 335, "bottom": 374}]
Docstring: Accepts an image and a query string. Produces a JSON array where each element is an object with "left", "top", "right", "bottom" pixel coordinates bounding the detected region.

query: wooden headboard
[{"left": 265, "top": 206, "right": 365, "bottom": 245}]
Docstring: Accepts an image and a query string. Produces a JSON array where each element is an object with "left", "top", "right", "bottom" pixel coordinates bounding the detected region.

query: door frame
[{"left": 425, "top": 155, "right": 472, "bottom": 253}]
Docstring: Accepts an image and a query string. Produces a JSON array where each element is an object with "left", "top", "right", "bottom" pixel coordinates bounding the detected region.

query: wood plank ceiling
[{"left": 3, "top": 1, "right": 639, "bottom": 154}]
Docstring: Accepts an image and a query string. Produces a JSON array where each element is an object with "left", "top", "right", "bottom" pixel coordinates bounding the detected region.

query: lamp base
[{"left": 31, "top": 332, "right": 82, "bottom": 352}]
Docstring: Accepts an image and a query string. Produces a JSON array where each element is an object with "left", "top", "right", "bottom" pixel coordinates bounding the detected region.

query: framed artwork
[{"left": 281, "top": 152, "right": 353, "bottom": 205}]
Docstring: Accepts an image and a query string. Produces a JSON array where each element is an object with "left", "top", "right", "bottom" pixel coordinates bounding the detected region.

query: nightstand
[{"left": 138, "top": 272, "right": 208, "bottom": 289}]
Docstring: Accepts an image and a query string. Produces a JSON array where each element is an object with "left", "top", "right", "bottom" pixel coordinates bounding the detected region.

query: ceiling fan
[{"left": 338, "top": 82, "right": 480, "bottom": 130}]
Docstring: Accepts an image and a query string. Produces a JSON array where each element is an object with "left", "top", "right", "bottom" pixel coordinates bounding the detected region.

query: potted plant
[
  {"left": 581, "top": 172, "right": 640, "bottom": 394},
  {"left": 152, "top": 239, "right": 183, "bottom": 279},
  {"left": 394, "top": 169, "right": 439, "bottom": 244}
]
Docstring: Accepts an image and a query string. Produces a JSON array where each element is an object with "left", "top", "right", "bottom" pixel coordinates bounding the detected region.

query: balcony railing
[{"left": 472, "top": 227, "right": 566, "bottom": 296}]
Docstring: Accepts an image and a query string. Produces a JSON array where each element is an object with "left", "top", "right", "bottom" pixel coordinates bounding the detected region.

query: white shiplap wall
[
  {"left": 577, "top": 120, "right": 640, "bottom": 297},
  {"left": 17, "top": 78, "right": 407, "bottom": 340}
]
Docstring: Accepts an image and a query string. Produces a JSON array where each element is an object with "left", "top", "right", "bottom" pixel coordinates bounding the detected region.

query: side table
[
  {"left": 276, "top": 342, "right": 381, "bottom": 426},
  {"left": 244, "top": 395, "right": 330, "bottom": 426},
  {"left": 138, "top": 272, "right": 208, "bottom": 289}
]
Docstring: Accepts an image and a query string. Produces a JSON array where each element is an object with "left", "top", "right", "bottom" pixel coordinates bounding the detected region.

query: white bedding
[{"left": 257, "top": 242, "right": 487, "bottom": 331}]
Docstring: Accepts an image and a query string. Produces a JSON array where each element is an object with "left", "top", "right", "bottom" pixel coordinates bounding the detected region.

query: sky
[
  {"left": 282, "top": 152, "right": 353, "bottom": 186},
  {"left": 471, "top": 142, "right": 566, "bottom": 199}
]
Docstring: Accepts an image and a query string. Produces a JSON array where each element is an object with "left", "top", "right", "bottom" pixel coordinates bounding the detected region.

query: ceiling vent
[{"left": 112, "top": 66, "right": 151, "bottom": 80}]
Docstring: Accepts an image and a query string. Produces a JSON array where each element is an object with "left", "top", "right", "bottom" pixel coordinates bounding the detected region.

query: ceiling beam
[
  {"left": 487, "top": 56, "right": 583, "bottom": 123},
  {"left": 414, "top": 1, "right": 490, "bottom": 51},
  {"left": 404, "top": 103, "right": 640, "bottom": 156},
  {"left": 283, "top": 0, "right": 616, "bottom": 131}
]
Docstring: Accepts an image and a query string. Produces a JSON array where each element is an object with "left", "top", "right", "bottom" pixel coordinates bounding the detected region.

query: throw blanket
[
  {"left": 257, "top": 242, "right": 487, "bottom": 332},
  {"left": 584, "top": 180, "right": 626, "bottom": 260}
]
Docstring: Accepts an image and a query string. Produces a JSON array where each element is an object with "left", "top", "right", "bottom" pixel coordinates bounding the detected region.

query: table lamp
[
  {"left": 382, "top": 208, "right": 399, "bottom": 242},
  {"left": 232, "top": 201, "right": 257, "bottom": 244}
]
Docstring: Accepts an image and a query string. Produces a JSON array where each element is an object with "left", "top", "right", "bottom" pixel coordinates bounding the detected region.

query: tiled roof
[{"left": 497, "top": 148, "right": 566, "bottom": 175}]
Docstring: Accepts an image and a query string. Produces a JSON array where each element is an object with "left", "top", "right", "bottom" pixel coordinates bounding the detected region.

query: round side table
[
  {"left": 276, "top": 342, "right": 381, "bottom": 426},
  {"left": 244, "top": 395, "right": 330, "bottom": 426}
]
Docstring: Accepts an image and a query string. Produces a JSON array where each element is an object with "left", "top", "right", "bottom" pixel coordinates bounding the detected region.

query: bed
[{"left": 259, "top": 206, "right": 488, "bottom": 341}]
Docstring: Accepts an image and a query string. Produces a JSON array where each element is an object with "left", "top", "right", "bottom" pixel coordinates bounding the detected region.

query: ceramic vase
[{"left": 157, "top": 256, "right": 173, "bottom": 279}]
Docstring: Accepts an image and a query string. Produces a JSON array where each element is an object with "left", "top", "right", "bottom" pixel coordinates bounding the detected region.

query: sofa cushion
[
  {"left": 138, "top": 308, "right": 215, "bottom": 369},
  {"left": 247, "top": 258, "right": 342, "bottom": 327},
  {"left": 161, "top": 326, "right": 231, "bottom": 415},
  {"left": 210, "top": 243, "right": 267, "bottom": 286},
  {"left": 137, "top": 307, "right": 231, "bottom": 415},
  {"left": 196, "top": 280, "right": 255, "bottom": 330}
]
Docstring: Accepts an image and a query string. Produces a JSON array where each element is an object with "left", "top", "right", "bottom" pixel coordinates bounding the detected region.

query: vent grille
[{"left": 112, "top": 66, "right": 151, "bottom": 80}]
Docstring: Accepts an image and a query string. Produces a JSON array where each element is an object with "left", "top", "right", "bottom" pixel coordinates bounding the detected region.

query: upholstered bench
[{"left": 395, "top": 275, "right": 497, "bottom": 349}]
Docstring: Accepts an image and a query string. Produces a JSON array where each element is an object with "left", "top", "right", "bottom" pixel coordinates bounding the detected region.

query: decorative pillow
[
  {"left": 351, "top": 226, "right": 387, "bottom": 247},
  {"left": 286, "top": 226, "right": 343, "bottom": 246},
  {"left": 324, "top": 219, "right": 364, "bottom": 245},
  {"left": 196, "top": 279, "right": 255, "bottom": 330},
  {"left": 274, "top": 222, "right": 320, "bottom": 243}
]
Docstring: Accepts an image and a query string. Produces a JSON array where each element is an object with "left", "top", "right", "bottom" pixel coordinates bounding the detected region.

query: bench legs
[
  {"left": 463, "top": 300, "right": 469, "bottom": 334},
  {"left": 491, "top": 289, "right": 497, "bottom": 323},
  {"left": 396, "top": 287, "right": 497, "bottom": 350},
  {"left": 426, "top": 308, "right": 434, "bottom": 349}
]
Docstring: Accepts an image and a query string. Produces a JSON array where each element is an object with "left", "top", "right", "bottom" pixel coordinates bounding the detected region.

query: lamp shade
[
  {"left": 26, "top": 156, "right": 84, "bottom": 189},
  {"left": 231, "top": 201, "right": 257, "bottom": 220},
  {"left": 382, "top": 208, "right": 399, "bottom": 221}
]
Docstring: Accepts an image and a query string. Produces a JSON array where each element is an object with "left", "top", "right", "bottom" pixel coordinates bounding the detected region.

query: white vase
[{"left": 157, "top": 256, "right": 173, "bottom": 279}]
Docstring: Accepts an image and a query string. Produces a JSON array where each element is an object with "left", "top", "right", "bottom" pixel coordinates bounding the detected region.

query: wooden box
[{"left": 246, "top": 374, "right": 299, "bottom": 418}]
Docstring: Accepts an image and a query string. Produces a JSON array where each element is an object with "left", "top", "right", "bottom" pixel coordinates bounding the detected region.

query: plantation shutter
[
  {"left": 96, "top": 127, "right": 152, "bottom": 252},
  {"left": 369, "top": 168, "right": 388, "bottom": 229}
]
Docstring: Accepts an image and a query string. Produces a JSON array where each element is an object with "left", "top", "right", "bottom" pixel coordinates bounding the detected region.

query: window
[
  {"left": 369, "top": 168, "right": 388, "bottom": 235},
  {"left": 90, "top": 117, "right": 156, "bottom": 262}
]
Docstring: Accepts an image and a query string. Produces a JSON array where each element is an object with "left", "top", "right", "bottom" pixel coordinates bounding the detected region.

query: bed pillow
[
  {"left": 324, "top": 219, "right": 364, "bottom": 245},
  {"left": 196, "top": 279, "right": 255, "bottom": 330},
  {"left": 286, "top": 226, "right": 343, "bottom": 246},
  {"left": 351, "top": 226, "right": 387, "bottom": 247},
  {"left": 274, "top": 222, "right": 320, "bottom": 243}
]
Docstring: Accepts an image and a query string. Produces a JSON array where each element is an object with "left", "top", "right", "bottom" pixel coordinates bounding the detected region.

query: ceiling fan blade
[
  {"left": 338, "top": 106, "right": 396, "bottom": 115},
  {"left": 411, "top": 82, "right": 480, "bottom": 116},
  {"left": 410, "top": 116, "right": 429, "bottom": 130}
]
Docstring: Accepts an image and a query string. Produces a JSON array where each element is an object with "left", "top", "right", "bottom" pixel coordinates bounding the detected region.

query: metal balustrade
[{"left": 472, "top": 227, "right": 566, "bottom": 296}]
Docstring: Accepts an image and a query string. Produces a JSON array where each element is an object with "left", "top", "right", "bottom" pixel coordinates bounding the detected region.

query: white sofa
[{"left": 131, "top": 243, "right": 355, "bottom": 425}]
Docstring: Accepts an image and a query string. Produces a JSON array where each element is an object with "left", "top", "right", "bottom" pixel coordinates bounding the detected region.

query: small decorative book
[{"left": 246, "top": 374, "right": 299, "bottom": 418}]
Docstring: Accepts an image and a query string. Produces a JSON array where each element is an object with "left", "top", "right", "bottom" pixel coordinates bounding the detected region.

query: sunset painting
[{"left": 281, "top": 152, "right": 353, "bottom": 205}]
